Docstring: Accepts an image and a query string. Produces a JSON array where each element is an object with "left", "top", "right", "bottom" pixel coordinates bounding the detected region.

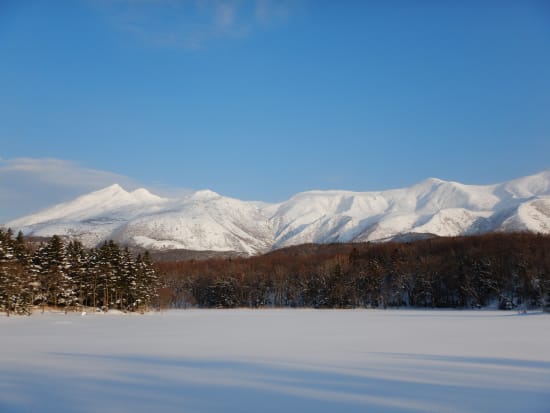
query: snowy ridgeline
[
  {"left": 6, "top": 169, "right": 550, "bottom": 255},
  {"left": 1, "top": 309, "right": 549, "bottom": 413}
]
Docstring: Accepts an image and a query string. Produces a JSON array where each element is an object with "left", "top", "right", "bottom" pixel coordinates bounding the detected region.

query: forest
[
  {"left": 157, "top": 232, "right": 550, "bottom": 311},
  {"left": 1, "top": 229, "right": 550, "bottom": 315},
  {"left": 0, "top": 228, "right": 159, "bottom": 316}
]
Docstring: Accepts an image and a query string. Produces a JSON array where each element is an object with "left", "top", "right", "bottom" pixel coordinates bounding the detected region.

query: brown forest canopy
[{"left": 156, "top": 233, "right": 550, "bottom": 310}]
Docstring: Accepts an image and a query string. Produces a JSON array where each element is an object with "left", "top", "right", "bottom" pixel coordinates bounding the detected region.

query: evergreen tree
[
  {"left": 133, "top": 252, "right": 160, "bottom": 312},
  {"left": 0, "top": 229, "right": 32, "bottom": 316},
  {"left": 96, "top": 241, "right": 120, "bottom": 310},
  {"left": 66, "top": 240, "right": 87, "bottom": 310},
  {"left": 120, "top": 247, "right": 137, "bottom": 311},
  {"left": 0, "top": 229, "right": 18, "bottom": 315},
  {"left": 0, "top": 231, "right": 160, "bottom": 316},
  {"left": 34, "top": 235, "right": 73, "bottom": 311},
  {"left": 85, "top": 248, "right": 101, "bottom": 310}
]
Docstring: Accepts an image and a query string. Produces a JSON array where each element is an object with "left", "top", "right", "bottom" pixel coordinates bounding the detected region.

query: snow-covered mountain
[{"left": 5, "top": 170, "right": 550, "bottom": 255}]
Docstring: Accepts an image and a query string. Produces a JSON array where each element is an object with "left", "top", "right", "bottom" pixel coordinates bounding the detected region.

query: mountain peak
[
  {"left": 130, "top": 188, "right": 164, "bottom": 202},
  {"left": 5, "top": 170, "right": 550, "bottom": 254},
  {"left": 500, "top": 169, "right": 550, "bottom": 198},
  {"left": 413, "top": 177, "right": 447, "bottom": 189},
  {"left": 190, "top": 189, "right": 221, "bottom": 200},
  {"left": 424, "top": 177, "right": 445, "bottom": 184},
  {"left": 94, "top": 183, "right": 128, "bottom": 196}
]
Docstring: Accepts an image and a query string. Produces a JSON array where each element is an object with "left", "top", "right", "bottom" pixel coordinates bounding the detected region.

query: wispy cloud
[
  {"left": 90, "top": 0, "right": 301, "bottom": 49},
  {"left": 0, "top": 157, "right": 195, "bottom": 223},
  {"left": 0, "top": 158, "right": 139, "bottom": 223}
]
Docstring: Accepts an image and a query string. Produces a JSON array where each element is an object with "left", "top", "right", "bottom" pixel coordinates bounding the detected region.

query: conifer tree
[
  {"left": 133, "top": 252, "right": 160, "bottom": 311},
  {"left": 1, "top": 231, "right": 161, "bottom": 316},
  {"left": 0, "top": 229, "right": 33, "bottom": 315},
  {"left": 85, "top": 248, "right": 101, "bottom": 310},
  {"left": 66, "top": 240, "right": 87, "bottom": 310},
  {"left": 96, "top": 241, "right": 118, "bottom": 310},
  {"left": 35, "top": 235, "right": 73, "bottom": 311},
  {"left": 0, "top": 229, "right": 18, "bottom": 316},
  {"left": 120, "top": 247, "right": 136, "bottom": 311}
]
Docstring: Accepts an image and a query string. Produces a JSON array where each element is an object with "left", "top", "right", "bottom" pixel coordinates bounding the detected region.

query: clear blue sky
[{"left": 1, "top": 0, "right": 550, "bottom": 215}]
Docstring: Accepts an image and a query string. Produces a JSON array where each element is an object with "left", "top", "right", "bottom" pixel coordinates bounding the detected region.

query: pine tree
[
  {"left": 34, "top": 235, "right": 73, "bottom": 311},
  {"left": 85, "top": 248, "right": 101, "bottom": 310},
  {"left": 133, "top": 252, "right": 160, "bottom": 312},
  {"left": 0, "top": 229, "right": 17, "bottom": 316},
  {"left": 0, "top": 229, "right": 33, "bottom": 316},
  {"left": 119, "top": 247, "right": 136, "bottom": 311},
  {"left": 66, "top": 240, "right": 87, "bottom": 311},
  {"left": 95, "top": 240, "right": 127, "bottom": 311},
  {"left": 2, "top": 232, "right": 161, "bottom": 316}
]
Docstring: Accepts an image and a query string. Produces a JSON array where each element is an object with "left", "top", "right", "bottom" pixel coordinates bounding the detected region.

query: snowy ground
[{"left": 1, "top": 309, "right": 549, "bottom": 413}]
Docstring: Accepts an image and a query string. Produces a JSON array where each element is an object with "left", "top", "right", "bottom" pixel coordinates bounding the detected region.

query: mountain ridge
[{"left": 5, "top": 169, "right": 550, "bottom": 255}]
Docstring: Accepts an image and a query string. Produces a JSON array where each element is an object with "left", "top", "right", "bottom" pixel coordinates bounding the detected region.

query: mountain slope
[
  {"left": 112, "top": 190, "right": 274, "bottom": 255},
  {"left": 5, "top": 170, "right": 550, "bottom": 254},
  {"left": 6, "top": 184, "right": 172, "bottom": 248}
]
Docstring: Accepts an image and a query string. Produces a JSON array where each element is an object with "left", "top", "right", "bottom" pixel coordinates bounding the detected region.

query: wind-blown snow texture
[
  {"left": 6, "top": 170, "right": 550, "bottom": 254},
  {"left": 1, "top": 310, "right": 549, "bottom": 413}
]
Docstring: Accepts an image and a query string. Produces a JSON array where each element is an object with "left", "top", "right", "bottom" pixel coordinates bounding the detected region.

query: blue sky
[{"left": 1, "top": 0, "right": 550, "bottom": 221}]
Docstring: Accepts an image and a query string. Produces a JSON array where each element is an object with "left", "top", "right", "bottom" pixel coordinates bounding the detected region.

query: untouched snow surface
[
  {"left": 1, "top": 309, "right": 549, "bottom": 413},
  {"left": 6, "top": 170, "right": 550, "bottom": 254}
]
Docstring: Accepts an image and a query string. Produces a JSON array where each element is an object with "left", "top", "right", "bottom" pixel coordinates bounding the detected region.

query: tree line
[
  {"left": 0, "top": 229, "right": 160, "bottom": 316},
  {"left": 3, "top": 230, "right": 549, "bottom": 314},
  {"left": 156, "top": 233, "right": 550, "bottom": 310}
]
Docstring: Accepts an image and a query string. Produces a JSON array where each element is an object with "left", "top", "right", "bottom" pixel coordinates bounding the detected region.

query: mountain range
[{"left": 5, "top": 170, "right": 550, "bottom": 255}]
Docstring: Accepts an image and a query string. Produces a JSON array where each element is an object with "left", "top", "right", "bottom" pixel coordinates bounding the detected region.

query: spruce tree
[
  {"left": 0, "top": 229, "right": 18, "bottom": 316},
  {"left": 0, "top": 229, "right": 33, "bottom": 316},
  {"left": 66, "top": 240, "right": 87, "bottom": 311},
  {"left": 35, "top": 235, "right": 73, "bottom": 311}
]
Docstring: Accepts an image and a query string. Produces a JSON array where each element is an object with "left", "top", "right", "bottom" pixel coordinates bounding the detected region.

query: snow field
[{"left": 1, "top": 309, "right": 549, "bottom": 413}]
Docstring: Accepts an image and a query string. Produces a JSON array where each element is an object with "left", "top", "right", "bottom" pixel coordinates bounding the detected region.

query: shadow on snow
[{"left": 1, "top": 352, "right": 550, "bottom": 413}]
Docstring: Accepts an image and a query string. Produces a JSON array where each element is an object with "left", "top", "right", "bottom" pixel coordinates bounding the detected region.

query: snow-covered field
[{"left": 1, "top": 309, "right": 549, "bottom": 413}]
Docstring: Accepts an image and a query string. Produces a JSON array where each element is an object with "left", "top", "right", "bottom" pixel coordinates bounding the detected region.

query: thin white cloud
[
  {"left": 0, "top": 158, "right": 139, "bottom": 223},
  {"left": 89, "top": 0, "right": 302, "bottom": 50},
  {"left": 215, "top": 2, "right": 237, "bottom": 29},
  {"left": 0, "top": 157, "right": 195, "bottom": 223}
]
